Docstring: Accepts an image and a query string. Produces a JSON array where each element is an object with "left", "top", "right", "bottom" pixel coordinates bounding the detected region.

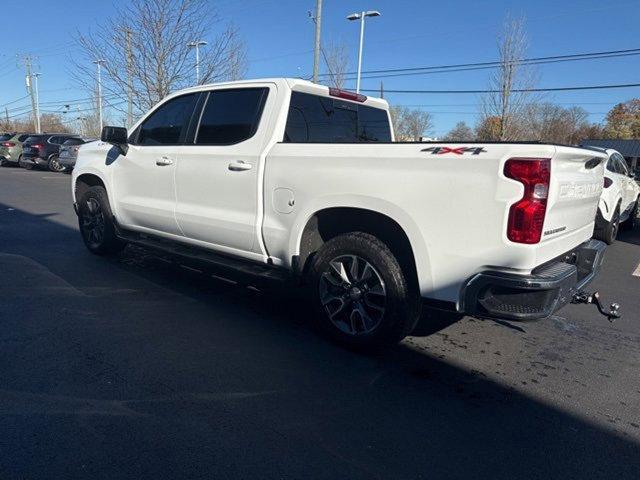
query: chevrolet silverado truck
[{"left": 71, "top": 78, "right": 617, "bottom": 349}]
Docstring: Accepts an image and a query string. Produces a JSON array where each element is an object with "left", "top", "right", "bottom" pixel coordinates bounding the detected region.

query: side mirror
[{"left": 101, "top": 126, "right": 128, "bottom": 155}]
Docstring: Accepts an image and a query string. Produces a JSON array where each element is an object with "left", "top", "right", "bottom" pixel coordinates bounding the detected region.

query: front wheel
[
  {"left": 48, "top": 155, "right": 65, "bottom": 172},
  {"left": 309, "top": 232, "right": 421, "bottom": 350},
  {"left": 77, "top": 186, "right": 126, "bottom": 255}
]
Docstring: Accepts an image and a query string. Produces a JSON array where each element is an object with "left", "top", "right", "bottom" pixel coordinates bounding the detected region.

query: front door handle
[
  {"left": 228, "top": 161, "right": 252, "bottom": 171},
  {"left": 156, "top": 157, "right": 174, "bottom": 166}
]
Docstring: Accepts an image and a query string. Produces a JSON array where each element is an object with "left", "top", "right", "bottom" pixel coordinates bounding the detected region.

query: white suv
[{"left": 594, "top": 149, "right": 640, "bottom": 244}]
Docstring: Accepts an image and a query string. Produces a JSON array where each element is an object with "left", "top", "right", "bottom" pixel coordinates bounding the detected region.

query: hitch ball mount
[{"left": 571, "top": 291, "right": 621, "bottom": 322}]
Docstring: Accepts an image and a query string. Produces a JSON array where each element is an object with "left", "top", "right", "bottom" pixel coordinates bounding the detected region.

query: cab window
[{"left": 135, "top": 93, "right": 199, "bottom": 146}]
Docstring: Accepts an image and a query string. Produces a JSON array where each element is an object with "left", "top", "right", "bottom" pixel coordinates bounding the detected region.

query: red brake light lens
[
  {"left": 2, "top": 142, "right": 15, "bottom": 147},
  {"left": 604, "top": 176, "right": 613, "bottom": 188},
  {"left": 32, "top": 144, "right": 44, "bottom": 150},
  {"left": 504, "top": 158, "right": 551, "bottom": 244},
  {"left": 329, "top": 88, "right": 367, "bottom": 103}
]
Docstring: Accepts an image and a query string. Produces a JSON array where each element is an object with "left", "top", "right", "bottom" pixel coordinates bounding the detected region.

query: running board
[{"left": 116, "top": 229, "right": 291, "bottom": 283}]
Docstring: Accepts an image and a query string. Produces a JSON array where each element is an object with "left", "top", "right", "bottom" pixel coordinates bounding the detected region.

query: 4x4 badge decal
[{"left": 421, "top": 146, "right": 487, "bottom": 155}]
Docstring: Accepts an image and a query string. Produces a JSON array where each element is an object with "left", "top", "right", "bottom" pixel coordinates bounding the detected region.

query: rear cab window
[
  {"left": 284, "top": 91, "right": 392, "bottom": 143},
  {"left": 195, "top": 88, "right": 268, "bottom": 145}
]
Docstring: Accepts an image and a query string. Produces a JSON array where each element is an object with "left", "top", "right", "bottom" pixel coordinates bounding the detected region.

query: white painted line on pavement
[
  {"left": 633, "top": 262, "right": 640, "bottom": 277},
  {"left": 41, "top": 176, "right": 68, "bottom": 179}
]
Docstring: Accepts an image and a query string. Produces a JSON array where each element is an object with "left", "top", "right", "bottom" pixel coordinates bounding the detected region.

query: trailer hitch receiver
[{"left": 571, "top": 291, "right": 620, "bottom": 322}]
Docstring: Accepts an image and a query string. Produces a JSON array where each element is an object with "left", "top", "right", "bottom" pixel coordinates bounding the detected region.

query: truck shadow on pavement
[{"left": 1, "top": 202, "right": 639, "bottom": 480}]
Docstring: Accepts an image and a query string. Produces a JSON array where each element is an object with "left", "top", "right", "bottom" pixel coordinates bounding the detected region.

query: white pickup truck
[{"left": 72, "top": 78, "right": 615, "bottom": 349}]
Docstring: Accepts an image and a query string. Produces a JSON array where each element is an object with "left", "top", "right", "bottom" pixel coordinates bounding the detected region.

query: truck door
[
  {"left": 112, "top": 92, "right": 200, "bottom": 236},
  {"left": 174, "top": 84, "right": 274, "bottom": 255}
]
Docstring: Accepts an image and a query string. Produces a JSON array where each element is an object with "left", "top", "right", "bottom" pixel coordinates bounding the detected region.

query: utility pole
[
  {"left": 33, "top": 73, "right": 41, "bottom": 134},
  {"left": 125, "top": 28, "right": 133, "bottom": 128},
  {"left": 4, "top": 107, "right": 9, "bottom": 128},
  {"left": 23, "top": 56, "right": 38, "bottom": 132},
  {"left": 380, "top": 81, "right": 384, "bottom": 99},
  {"left": 93, "top": 60, "right": 105, "bottom": 132},
  {"left": 312, "top": 0, "right": 323, "bottom": 84}
]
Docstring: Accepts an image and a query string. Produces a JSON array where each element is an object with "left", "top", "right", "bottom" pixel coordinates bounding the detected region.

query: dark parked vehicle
[
  {"left": 0, "top": 132, "right": 31, "bottom": 167},
  {"left": 20, "top": 134, "right": 81, "bottom": 171},
  {"left": 58, "top": 137, "right": 98, "bottom": 171}
]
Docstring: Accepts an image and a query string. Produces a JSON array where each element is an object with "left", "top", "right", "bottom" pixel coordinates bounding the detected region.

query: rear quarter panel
[{"left": 263, "top": 143, "right": 605, "bottom": 303}]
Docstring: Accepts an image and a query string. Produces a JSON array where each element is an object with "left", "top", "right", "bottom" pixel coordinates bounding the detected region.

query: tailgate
[{"left": 543, "top": 146, "right": 605, "bottom": 244}]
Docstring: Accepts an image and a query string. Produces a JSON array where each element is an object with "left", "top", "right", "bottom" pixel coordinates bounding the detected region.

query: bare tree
[
  {"left": 322, "top": 40, "right": 350, "bottom": 89},
  {"left": 444, "top": 121, "right": 474, "bottom": 141},
  {"left": 390, "top": 106, "right": 433, "bottom": 140},
  {"left": 74, "top": 0, "right": 247, "bottom": 118},
  {"left": 523, "top": 103, "right": 593, "bottom": 144},
  {"left": 481, "top": 15, "right": 537, "bottom": 140}
]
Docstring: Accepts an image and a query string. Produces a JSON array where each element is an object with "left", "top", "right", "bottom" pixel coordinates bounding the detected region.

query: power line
[
  {"left": 362, "top": 82, "right": 640, "bottom": 95},
  {"left": 319, "top": 47, "right": 640, "bottom": 78},
  {"left": 349, "top": 51, "right": 640, "bottom": 81}
]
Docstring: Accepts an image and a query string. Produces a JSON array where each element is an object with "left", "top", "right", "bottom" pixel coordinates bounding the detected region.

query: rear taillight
[
  {"left": 504, "top": 158, "right": 551, "bottom": 244},
  {"left": 72, "top": 146, "right": 80, "bottom": 153},
  {"left": 32, "top": 144, "right": 44, "bottom": 150},
  {"left": 328, "top": 88, "right": 367, "bottom": 103},
  {"left": 604, "top": 176, "right": 613, "bottom": 188},
  {"left": 1, "top": 142, "right": 15, "bottom": 147}
]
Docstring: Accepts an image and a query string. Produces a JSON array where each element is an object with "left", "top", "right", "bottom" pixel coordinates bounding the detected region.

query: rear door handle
[
  {"left": 228, "top": 161, "right": 252, "bottom": 171},
  {"left": 156, "top": 156, "right": 174, "bottom": 166}
]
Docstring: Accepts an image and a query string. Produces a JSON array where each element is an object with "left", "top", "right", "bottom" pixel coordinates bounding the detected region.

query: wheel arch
[
  {"left": 74, "top": 173, "right": 107, "bottom": 204},
  {"left": 295, "top": 206, "right": 425, "bottom": 293}
]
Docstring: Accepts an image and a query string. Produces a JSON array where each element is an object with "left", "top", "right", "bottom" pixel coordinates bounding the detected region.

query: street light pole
[
  {"left": 347, "top": 10, "right": 381, "bottom": 93},
  {"left": 187, "top": 40, "right": 208, "bottom": 85},
  {"left": 93, "top": 60, "right": 105, "bottom": 132}
]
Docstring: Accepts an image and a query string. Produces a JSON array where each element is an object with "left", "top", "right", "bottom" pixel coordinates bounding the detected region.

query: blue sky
[{"left": 0, "top": 0, "right": 639, "bottom": 136}]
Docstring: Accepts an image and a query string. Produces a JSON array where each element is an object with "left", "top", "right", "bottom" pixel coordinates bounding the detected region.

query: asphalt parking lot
[{"left": 1, "top": 166, "right": 639, "bottom": 480}]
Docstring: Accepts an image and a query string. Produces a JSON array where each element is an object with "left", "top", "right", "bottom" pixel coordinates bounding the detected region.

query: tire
[
  {"left": 77, "top": 186, "right": 126, "bottom": 255},
  {"left": 309, "top": 232, "right": 421, "bottom": 350},
  {"left": 621, "top": 198, "right": 638, "bottom": 231},
  {"left": 48, "top": 155, "right": 65, "bottom": 173},
  {"left": 0, "top": 157, "right": 6, "bottom": 167},
  {"left": 594, "top": 204, "right": 620, "bottom": 245}
]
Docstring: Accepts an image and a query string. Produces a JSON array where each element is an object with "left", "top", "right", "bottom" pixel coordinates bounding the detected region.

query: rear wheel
[
  {"left": 594, "top": 205, "right": 620, "bottom": 245},
  {"left": 21, "top": 160, "right": 34, "bottom": 170},
  {"left": 48, "top": 155, "right": 65, "bottom": 172},
  {"left": 309, "top": 232, "right": 421, "bottom": 350},
  {"left": 621, "top": 199, "right": 638, "bottom": 231},
  {"left": 77, "top": 186, "right": 126, "bottom": 255},
  {"left": 0, "top": 157, "right": 7, "bottom": 167}
]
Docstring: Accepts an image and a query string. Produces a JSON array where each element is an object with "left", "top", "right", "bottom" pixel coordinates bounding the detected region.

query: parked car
[
  {"left": 20, "top": 133, "right": 82, "bottom": 171},
  {"left": 594, "top": 148, "right": 640, "bottom": 244},
  {"left": 0, "top": 132, "right": 32, "bottom": 167},
  {"left": 72, "top": 78, "right": 612, "bottom": 349},
  {"left": 58, "top": 137, "right": 98, "bottom": 171}
]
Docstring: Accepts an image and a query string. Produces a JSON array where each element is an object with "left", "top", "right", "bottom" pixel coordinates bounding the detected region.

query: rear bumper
[
  {"left": 58, "top": 156, "right": 76, "bottom": 168},
  {"left": 21, "top": 156, "right": 47, "bottom": 167},
  {"left": 461, "top": 239, "right": 606, "bottom": 321}
]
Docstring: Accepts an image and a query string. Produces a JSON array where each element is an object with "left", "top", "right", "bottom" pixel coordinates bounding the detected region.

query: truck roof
[{"left": 168, "top": 78, "right": 390, "bottom": 111}]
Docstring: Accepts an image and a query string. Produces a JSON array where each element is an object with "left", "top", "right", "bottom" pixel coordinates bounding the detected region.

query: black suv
[{"left": 20, "top": 133, "right": 81, "bottom": 172}]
